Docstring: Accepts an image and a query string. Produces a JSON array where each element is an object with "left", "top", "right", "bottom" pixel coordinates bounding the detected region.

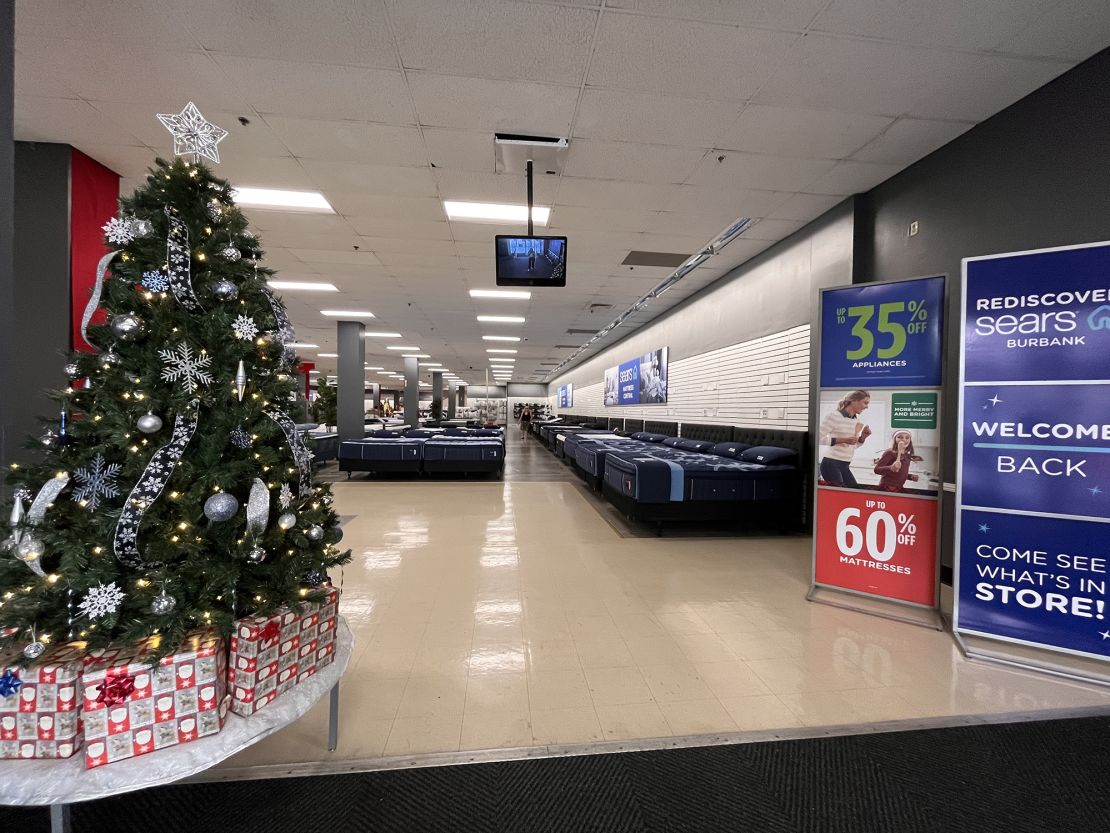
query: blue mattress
[
  {"left": 562, "top": 432, "right": 625, "bottom": 459},
  {"left": 422, "top": 437, "right": 504, "bottom": 464},
  {"left": 602, "top": 447, "right": 795, "bottom": 504},
  {"left": 339, "top": 437, "right": 423, "bottom": 463},
  {"left": 572, "top": 437, "right": 653, "bottom": 478}
]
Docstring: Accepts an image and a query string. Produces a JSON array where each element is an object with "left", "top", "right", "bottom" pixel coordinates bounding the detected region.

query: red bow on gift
[
  {"left": 96, "top": 675, "right": 136, "bottom": 707},
  {"left": 259, "top": 621, "right": 281, "bottom": 642}
]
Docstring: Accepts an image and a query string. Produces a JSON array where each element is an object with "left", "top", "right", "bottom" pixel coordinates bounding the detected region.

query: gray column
[
  {"left": 369, "top": 382, "right": 381, "bottom": 413},
  {"left": 447, "top": 382, "right": 458, "bottom": 419},
  {"left": 431, "top": 371, "right": 443, "bottom": 418},
  {"left": 336, "top": 321, "right": 365, "bottom": 441},
  {"left": 0, "top": 4, "right": 14, "bottom": 475},
  {"left": 403, "top": 355, "right": 419, "bottom": 427}
]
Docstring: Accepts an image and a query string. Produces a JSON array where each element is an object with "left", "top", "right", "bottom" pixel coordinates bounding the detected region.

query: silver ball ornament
[
  {"left": 207, "top": 202, "right": 223, "bottom": 221},
  {"left": 211, "top": 279, "right": 239, "bottom": 302},
  {"left": 221, "top": 246, "right": 242, "bottom": 262},
  {"left": 22, "top": 641, "right": 46, "bottom": 661},
  {"left": 203, "top": 493, "right": 240, "bottom": 522},
  {"left": 150, "top": 593, "right": 176, "bottom": 615},
  {"left": 39, "top": 430, "right": 58, "bottom": 448},
  {"left": 100, "top": 351, "right": 122, "bottom": 368},
  {"left": 15, "top": 538, "right": 45, "bottom": 563},
  {"left": 247, "top": 545, "right": 267, "bottom": 564},
  {"left": 137, "top": 412, "right": 163, "bottom": 434},
  {"left": 110, "top": 314, "right": 145, "bottom": 342},
  {"left": 64, "top": 362, "right": 80, "bottom": 378},
  {"left": 330, "top": 527, "right": 344, "bottom": 544},
  {"left": 277, "top": 512, "right": 297, "bottom": 531},
  {"left": 306, "top": 525, "right": 324, "bottom": 542}
]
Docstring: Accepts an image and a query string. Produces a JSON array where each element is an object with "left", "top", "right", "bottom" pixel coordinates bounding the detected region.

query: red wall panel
[{"left": 70, "top": 149, "right": 120, "bottom": 352}]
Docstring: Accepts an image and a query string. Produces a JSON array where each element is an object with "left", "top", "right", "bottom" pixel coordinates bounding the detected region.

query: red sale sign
[{"left": 814, "top": 488, "right": 938, "bottom": 607}]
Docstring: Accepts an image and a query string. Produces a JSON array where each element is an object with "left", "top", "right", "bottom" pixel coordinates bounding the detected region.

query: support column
[
  {"left": 403, "top": 355, "right": 419, "bottom": 428},
  {"left": 336, "top": 321, "right": 365, "bottom": 441},
  {"left": 431, "top": 371, "right": 443, "bottom": 419},
  {"left": 0, "top": 3, "right": 13, "bottom": 474},
  {"left": 447, "top": 382, "right": 458, "bottom": 419}
]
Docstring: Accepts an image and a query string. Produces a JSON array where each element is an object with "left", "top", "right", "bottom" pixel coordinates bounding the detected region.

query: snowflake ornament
[
  {"left": 230, "top": 427, "right": 252, "bottom": 449},
  {"left": 78, "top": 582, "right": 125, "bottom": 620},
  {"left": 141, "top": 270, "right": 170, "bottom": 293},
  {"left": 159, "top": 342, "right": 214, "bottom": 393},
  {"left": 156, "top": 102, "right": 228, "bottom": 164},
  {"left": 278, "top": 483, "right": 294, "bottom": 510},
  {"left": 103, "top": 216, "right": 137, "bottom": 245},
  {"left": 71, "top": 454, "right": 121, "bottom": 510},
  {"left": 232, "top": 315, "right": 259, "bottom": 342}
]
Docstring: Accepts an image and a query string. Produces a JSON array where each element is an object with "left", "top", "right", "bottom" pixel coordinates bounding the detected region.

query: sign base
[
  {"left": 955, "top": 632, "right": 1110, "bottom": 689},
  {"left": 807, "top": 584, "right": 944, "bottom": 631}
]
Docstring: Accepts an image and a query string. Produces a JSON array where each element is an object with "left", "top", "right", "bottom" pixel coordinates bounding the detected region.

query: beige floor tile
[
  {"left": 528, "top": 668, "right": 594, "bottom": 711},
  {"left": 584, "top": 666, "right": 655, "bottom": 706},
  {"left": 568, "top": 613, "right": 622, "bottom": 640},
  {"left": 524, "top": 639, "right": 581, "bottom": 671},
  {"left": 574, "top": 637, "right": 636, "bottom": 669},
  {"left": 468, "top": 644, "right": 527, "bottom": 674},
  {"left": 460, "top": 709, "right": 533, "bottom": 751},
  {"left": 658, "top": 700, "right": 738, "bottom": 736},
  {"left": 612, "top": 613, "right": 668, "bottom": 640},
  {"left": 465, "top": 672, "right": 529, "bottom": 713},
  {"left": 411, "top": 641, "right": 473, "bottom": 676},
  {"left": 777, "top": 691, "right": 865, "bottom": 726},
  {"left": 718, "top": 694, "right": 805, "bottom": 731},
  {"left": 384, "top": 715, "right": 463, "bottom": 756},
  {"left": 340, "top": 674, "right": 408, "bottom": 720},
  {"left": 530, "top": 707, "right": 604, "bottom": 745},
  {"left": 674, "top": 633, "right": 738, "bottom": 663},
  {"left": 655, "top": 611, "right": 714, "bottom": 635},
  {"left": 746, "top": 657, "right": 869, "bottom": 694},
  {"left": 396, "top": 674, "right": 469, "bottom": 718},
  {"left": 625, "top": 636, "right": 689, "bottom": 666},
  {"left": 718, "top": 630, "right": 804, "bottom": 661},
  {"left": 640, "top": 664, "right": 715, "bottom": 703},
  {"left": 842, "top": 688, "right": 918, "bottom": 722},
  {"left": 694, "top": 661, "right": 773, "bottom": 698},
  {"left": 595, "top": 703, "right": 673, "bottom": 741}
]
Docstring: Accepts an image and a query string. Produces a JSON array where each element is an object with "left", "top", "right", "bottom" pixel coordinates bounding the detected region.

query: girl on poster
[
  {"left": 873, "top": 430, "right": 922, "bottom": 492},
  {"left": 817, "top": 390, "right": 872, "bottom": 488}
]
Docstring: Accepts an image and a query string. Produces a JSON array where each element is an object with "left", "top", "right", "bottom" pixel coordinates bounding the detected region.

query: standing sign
[
  {"left": 956, "top": 242, "right": 1110, "bottom": 663},
  {"left": 812, "top": 276, "right": 946, "bottom": 614}
]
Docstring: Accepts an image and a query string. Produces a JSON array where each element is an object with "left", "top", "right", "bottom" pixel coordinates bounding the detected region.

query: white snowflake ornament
[
  {"left": 278, "top": 483, "right": 294, "bottom": 510},
  {"left": 232, "top": 315, "right": 259, "bottom": 342},
  {"left": 103, "top": 216, "right": 137, "bottom": 245},
  {"left": 78, "top": 582, "right": 125, "bottom": 620},
  {"left": 159, "top": 342, "right": 214, "bottom": 393},
  {"left": 71, "top": 454, "right": 121, "bottom": 510},
  {"left": 142, "top": 270, "right": 170, "bottom": 293}
]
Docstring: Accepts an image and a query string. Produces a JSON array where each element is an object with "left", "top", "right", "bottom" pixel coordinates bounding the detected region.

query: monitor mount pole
[{"left": 526, "top": 159, "right": 534, "bottom": 237}]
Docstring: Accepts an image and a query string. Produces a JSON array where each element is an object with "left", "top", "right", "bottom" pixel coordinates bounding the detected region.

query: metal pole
[
  {"left": 50, "top": 804, "right": 71, "bottom": 833},
  {"left": 328, "top": 682, "right": 340, "bottom": 752},
  {"left": 526, "top": 159, "right": 533, "bottom": 237}
]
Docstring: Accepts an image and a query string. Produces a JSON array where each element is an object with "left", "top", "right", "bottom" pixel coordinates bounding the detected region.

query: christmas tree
[
  {"left": 313, "top": 378, "right": 337, "bottom": 429},
  {"left": 0, "top": 134, "right": 350, "bottom": 662}
]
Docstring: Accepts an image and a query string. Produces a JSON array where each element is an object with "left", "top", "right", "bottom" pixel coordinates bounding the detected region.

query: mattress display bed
[
  {"left": 422, "top": 433, "right": 505, "bottom": 476},
  {"left": 338, "top": 433, "right": 424, "bottom": 475},
  {"left": 338, "top": 428, "right": 505, "bottom": 478},
  {"left": 569, "top": 432, "right": 668, "bottom": 489}
]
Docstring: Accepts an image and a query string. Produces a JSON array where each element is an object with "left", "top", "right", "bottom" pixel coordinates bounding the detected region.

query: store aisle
[{"left": 214, "top": 474, "right": 1110, "bottom": 774}]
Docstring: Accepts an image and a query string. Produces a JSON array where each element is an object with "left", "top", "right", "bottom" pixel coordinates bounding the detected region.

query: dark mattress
[
  {"left": 572, "top": 437, "right": 653, "bottom": 477},
  {"left": 422, "top": 437, "right": 504, "bottom": 465},
  {"left": 602, "top": 447, "right": 796, "bottom": 504},
  {"left": 339, "top": 437, "right": 423, "bottom": 463}
]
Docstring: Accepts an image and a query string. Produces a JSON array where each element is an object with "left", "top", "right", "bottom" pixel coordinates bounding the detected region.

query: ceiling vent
[
  {"left": 566, "top": 328, "right": 597, "bottom": 335},
  {"left": 621, "top": 251, "right": 691, "bottom": 268},
  {"left": 494, "top": 133, "right": 568, "bottom": 176},
  {"left": 553, "top": 344, "right": 579, "bottom": 349}
]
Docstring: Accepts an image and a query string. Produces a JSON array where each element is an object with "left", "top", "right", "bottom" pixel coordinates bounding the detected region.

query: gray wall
[
  {"left": 0, "top": 3, "right": 13, "bottom": 474},
  {"left": 506, "top": 383, "right": 547, "bottom": 397},
  {"left": 11, "top": 142, "right": 73, "bottom": 458}
]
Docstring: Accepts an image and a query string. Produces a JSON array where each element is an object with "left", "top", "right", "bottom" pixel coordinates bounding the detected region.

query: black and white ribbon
[
  {"left": 265, "top": 408, "right": 313, "bottom": 498},
  {"left": 80, "top": 251, "right": 120, "bottom": 346},
  {"left": 260, "top": 287, "right": 297, "bottom": 365},
  {"left": 113, "top": 400, "right": 200, "bottom": 568},
  {"left": 164, "top": 206, "right": 205, "bottom": 314}
]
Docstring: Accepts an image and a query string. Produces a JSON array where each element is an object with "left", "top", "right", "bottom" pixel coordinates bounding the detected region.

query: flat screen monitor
[{"left": 495, "top": 235, "right": 567, "bottom": 287}]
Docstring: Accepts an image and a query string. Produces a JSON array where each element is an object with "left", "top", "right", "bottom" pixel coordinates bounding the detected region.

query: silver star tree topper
[{"left": 156, "top": 101, "right": 228, "bottom": 163}]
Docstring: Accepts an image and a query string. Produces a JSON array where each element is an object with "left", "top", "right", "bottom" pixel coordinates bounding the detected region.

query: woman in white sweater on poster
[{"left": 817, "top": 390, "right": 872, "bottom": 488}]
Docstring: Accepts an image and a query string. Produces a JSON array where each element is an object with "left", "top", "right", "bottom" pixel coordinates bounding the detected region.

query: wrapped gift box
[
  {"left": 229, "top": 587, "right": 339, "bottom": 716},
  {"left": 0, "top": 644, "right": 85, "bottom": 759},
  {"left": 81, "top": 632, "right": 228, "bottom": 769}
]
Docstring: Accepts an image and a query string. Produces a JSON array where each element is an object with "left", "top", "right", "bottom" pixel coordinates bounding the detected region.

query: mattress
[
  {"left": 572, "top": 437, "right": 652, "bottom": 478},
  {"left": 339, "top": 437, "right": 423, "bottom": 463},
  {"left": 602, "top": 447, "right": 795, "bottom": 504},
  {"left": 561, "top": 432, "right": 626, "bottom": 459},
  {"left": 422, "top": 437, "right": 504, "bottom": 464}
]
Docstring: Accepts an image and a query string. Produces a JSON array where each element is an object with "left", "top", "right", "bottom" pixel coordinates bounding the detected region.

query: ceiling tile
[
  {"left": 301, "top": 159, "right": 437, "bottom": 197},
  {"left": 15, "top": 97, "right": 147, "bottom": 147},
  {"left": 214, "top": 156, "right": 316, "bottom": 190},
  {"left": 352, "top": 218, "right": 454, "bottom": 240},
  {"left": 744, "top": 218, "right": 808, "bottom": 240},
  {"left": 686, "top": 151, "right": 835, "bottom": 192},
  {"left": 388, "top": 0, "right": 597, "bottom": 85},
  {"left": 850, "top": 117, "right": 974, "bottom": 166},
  {"left": 91, "top": 102, "right": 290, "bottom": 158},
  {"left": 604, "top": 0, "right": 830, "bottom": 30},
  {"left": 574, "top": 89, "right": 740, "bottom": 147},
  {"left": 768, "top": 192, "right": 846, "bottom": 222},
  {"left": 549, "top": 205, "right": 661, "bottom": 233},
  {"left": 330, "top": 194, "right": 445, "bottom": 223},
  {"left": 422, "top": 128, "right": 497, "bottom": 172},
  {"left": 408, "top": 73, "right": 579, "bottom": 135},
  {"left": 555, "top": 178, "right": 677, "bottom": 211},
  {"left": 664, "top": 185, "right": 787, "bottom": 220},
  {"left": 79, "top": 145, "right": 163, "bottom": 183},
  {"left": 995, "top": 0, "right": 1110, "bottom": 61},
  {"left": 588, "top": 13, "right": 797, "bottom": 102},
  {"left": 803, "top": 160, "right": 904, "bottom": 195},
  {"left": 289, "top": 249, "right": 385, "bottom": 267},
  {"left": 263, "top": 116, "right": 426, "bottom": 165},
  {"left": 434, "top": 169, "right": 559, "bottom": 204},
  {"left": 364, "top": 237, "right": 459, "bottom": 256},
  {"left": 13, "top": 47, "right": 75, "bottom": 98},
  {"left": 562, "top": 140, "right": 707, "bottom": 184},
  {"left": 15, "top": 0, "right": 198, "bottom": 47},
  {"left": 719, "top": 104, "right": 893, "bottom": 159},
  {"left": 375, "top": 252, "right": 461, "bottom": 270},
  {"left": 643, "top": 212, "right": 744, "bottom": 240}
]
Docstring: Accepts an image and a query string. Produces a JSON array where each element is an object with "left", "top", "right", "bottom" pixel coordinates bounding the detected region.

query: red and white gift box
[
  {"left": 0, "top": 644, "right": 85, "bottom": 759},
  {"left": 229, "top": 587, "right": 339, "bottom": 716},
  {"left": 81, "top": 632, "right": 229, "bottom": 769}
]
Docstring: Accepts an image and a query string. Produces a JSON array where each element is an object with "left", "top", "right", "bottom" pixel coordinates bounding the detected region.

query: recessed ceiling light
[
  {"left": 469, "top": 289, "right": 531, "bottom": 300},
  {"left": 444, "top": 201, "right": 549, "bottom": 226},
  {"left": 233, "top": 187, "right": 334, "bottom": 213},
  {"left": 486, "top": 349, "right": 518, "bottom": 354},
  {"left": 402, "top": 354, "right": 431, "bottom": 358},
  {"left": 316, "top": 352, "right": 339, "bottom": 357},
  {"left": 308, "top": 370, "right": 320, "bottom": 375},
  {"left": 362, "top": 332, "right": 403, "bottom": 338},
  {"left": 321, "top": 310, "right": 375, "bottom": 318},
  {"left": 365, "top": 365, "right": 384, "bottom": 370},
  {"left": 288, "top": 342, "right": 319, "bottom": 348},
  {"left": 268, "top": 280, "right": 339, "bottom": 292},
  {"left": 421, "top": 362, "right": 442, "bottom": 367},
  {"left": 377, "top": 371, "right": 395, "bottom": 375},
  {"left": 482, "top": 335, "right": 521, "bottom": 342},
  {"left": 477, "top": 315, "right": 525, "bottom": 324},
  {"left": 386, "top": 346, "right": 421, "bottom": 351}
]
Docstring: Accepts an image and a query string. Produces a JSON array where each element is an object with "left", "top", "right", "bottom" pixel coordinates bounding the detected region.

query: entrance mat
[{"left": 5, "top": 716, "right": 1108, "bottom": 832}]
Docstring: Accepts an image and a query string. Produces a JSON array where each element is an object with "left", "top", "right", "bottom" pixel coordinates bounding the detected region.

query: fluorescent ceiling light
[
  {"left": 469, "top": 289, "right": 531, "bottom": 300},
  {"left": 477, "top": 315, "right": 525, "bottom": 324},
  {"left": 365, "top": 366, "right": 384, "bottom": 370},
  {"left": 288, "top": 342, "right": 318, "bottom": 349},
  {"left": 402, "top": 354, "right": 431, "bottom": 358},
  {"left": 421, "top": 362, "right": 442, "bottom": 367},
  {"left": 488, "top": 357, "right": 515, "bottom": 362},
  {"left": 486, "top": 348, "right": 518, "bottom": 354},
  {"left": 444, "top": 201, "right": 549, "bottom": 226},
  {"left": 362, "top": 332, "right": 403, "bottom": 338},
  {"left": 483, "top": 335, "right": 521, "bottom": 342},
  {"left": 268, "top": 280, "right": 339, "bottom": 292},
  {"left": 386, "top": 346, "right": 421, "bottom": 351},
  {"left": 308, "top": 370, "right": 320, "bottom": 375},
  {"left": 376, "top": 371, "right": 395, "bottom": 376},
  {"left": 321, "top": 310, "right": 374, "bottom": 318},
  {"left": 233, "top": 187, "right": 334, "bottom": 213},
  {"left": 316, "top": 352, "right": 339, "bottom": 357}
]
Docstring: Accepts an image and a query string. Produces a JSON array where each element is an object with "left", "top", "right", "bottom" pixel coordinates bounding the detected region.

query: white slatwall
[{"left": 552, "top": 325, "right": 810, "bottom": 432}]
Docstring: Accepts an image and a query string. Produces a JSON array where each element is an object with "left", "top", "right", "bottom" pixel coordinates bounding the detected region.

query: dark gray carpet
[{"left": 2, "top": 716, "right": 1108, "bottom": 832}]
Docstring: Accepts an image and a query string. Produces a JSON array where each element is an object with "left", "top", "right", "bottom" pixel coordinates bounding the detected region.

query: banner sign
[
  {"left": 557, "top": 384, "right": 573, "bottom": 408},
  {"left": 604, "top": 347, "right": 668, "bottom": 406},
  {"left": 956, "top": 242, "right": 1110, "bottom": 660},
  {"left": 813, "top": 276, "right": 946, "bottom": 609}
]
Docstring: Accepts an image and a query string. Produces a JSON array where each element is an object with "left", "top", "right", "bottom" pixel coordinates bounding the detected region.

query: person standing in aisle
[
  {"left": 519, "top": 404, "right": 532, "bottom": 435},
  {"left": 817, "top": 390, "right": 872, "bottom": 488}
]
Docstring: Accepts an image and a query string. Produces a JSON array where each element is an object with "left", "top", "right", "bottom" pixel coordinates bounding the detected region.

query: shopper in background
[
  {"left": 817, "top": 390, "right": 872, "bottom": 488},
  {"left": 873, "top": 430, "right": 922, "bottom": 492},
  {"left": 519, "top": 404, "right": 532, "bottom": 434}
]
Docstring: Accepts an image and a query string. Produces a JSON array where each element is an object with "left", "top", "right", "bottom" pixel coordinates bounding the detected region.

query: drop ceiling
[{"left": 13, "top": 0, "right": 1109, "bottom": 386}]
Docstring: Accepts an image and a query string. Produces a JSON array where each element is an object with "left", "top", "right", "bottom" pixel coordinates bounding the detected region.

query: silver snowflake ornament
[
  {"left": 159, "top": 342, "right": 214, "bottom": 394},
  {"left": 78, "top": 582, "right": 125, "bottom": 620},
  {"left": 156, "top": 102, "right": 228, "bottom": 164},
  {"left": 232, "top": 315, "right": 259, "bottom": 342},
  {"left": 278, "top": 483, "right": 293, "bottom": 510},
  {"left": 230, "top": 427, "right": 252, "bottom": 449},
  {"left": 142, "top": 270, "right": 170, "bottom": 293},
  {"left": 103, "top": 216, "right": 137, "bottom": 245},
  {"left": 71, "top": 454, "right": 121, "bottom": 510}
]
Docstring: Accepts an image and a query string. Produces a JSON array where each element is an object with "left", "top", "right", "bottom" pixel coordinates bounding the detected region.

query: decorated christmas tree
[
  {"left": 313, "top": 378, "right": 338, "bottom": 429},
  {"left": 0, "top": 104, "right": 350, "bottom": 662}
]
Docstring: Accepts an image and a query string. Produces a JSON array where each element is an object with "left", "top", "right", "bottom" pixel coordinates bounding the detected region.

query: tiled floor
[{"left": 219, "top": 435, "right": 1110, "bottom": 770}]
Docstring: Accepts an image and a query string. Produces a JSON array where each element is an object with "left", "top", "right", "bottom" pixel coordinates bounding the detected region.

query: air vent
[
  {"left": 494, "top": 133, "right": 568, "bottom": 148},
  {"left": 554, "top": 344, "right": 579, "bottom": 349},
  {"left": 538, "top": 362, "right": 559, "bottom": 366},
  {"left": 566, "top": 328, "right": 596, "bottom": 335},
  {"left": 621, "top": 251, "right": 691, "bottom": 268}
]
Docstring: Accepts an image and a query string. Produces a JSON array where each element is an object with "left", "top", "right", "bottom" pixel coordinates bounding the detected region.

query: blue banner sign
[
  {"left": 957, "top": 242, "right": 1110, "bottom": 661},
  {"left": 604, "top": 348, "right": 668, "bottom": 406},
  {"left": 557, "top": 384, "right": 573, "bottom": 408},
  {"left": 820, "top": 276, "right": 945, "bottom": 388}
]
